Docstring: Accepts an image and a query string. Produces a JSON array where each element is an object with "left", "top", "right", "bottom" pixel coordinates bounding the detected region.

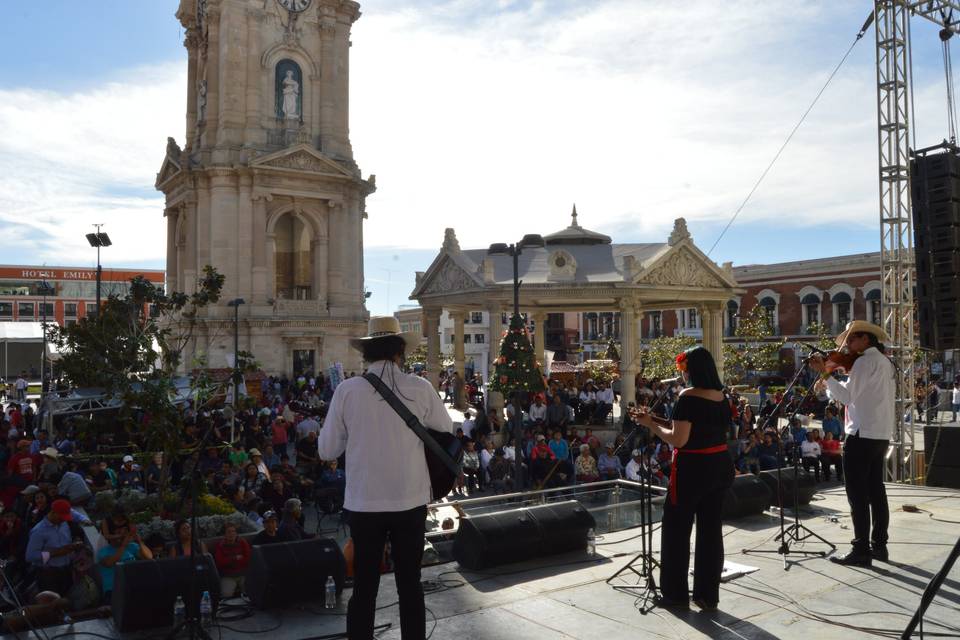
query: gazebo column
[
  {"left": 532, "top": 311, "right": 546, "bottom": 373},
  {"left": 425, "top": 308, "right": 442, "bottom": 389},
  {"left": 487, "top": 302, "right": 502, "bottom": 371},
  {"left": 619, "top": 300, "right": 638, "bottom": 413},
  {"left": 451, "top": 310, "right": 466, "bottom": 378},
  {"left": 702, "top": 303, "right": 725, "bottom": 381}
]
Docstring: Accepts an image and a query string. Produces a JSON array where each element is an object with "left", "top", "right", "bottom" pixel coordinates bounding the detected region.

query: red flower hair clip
[{"left": 675, "top": 352, "right": 688, "bottom": 372}]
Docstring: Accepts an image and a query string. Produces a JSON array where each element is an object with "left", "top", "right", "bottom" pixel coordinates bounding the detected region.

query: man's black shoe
[
  {"left": 871, "top": 545, "right": 889, "bottom": 562},
  {"left": 829, "top": 550, "right": 872, "bottom": 567}
]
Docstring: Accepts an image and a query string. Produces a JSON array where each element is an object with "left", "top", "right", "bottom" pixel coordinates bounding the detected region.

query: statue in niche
[
  {"left": 197, "top": 79, "right": 207, "bottom": 122},
  {"left": 282, "top": 70, "right": 300, "bottom": 119}
]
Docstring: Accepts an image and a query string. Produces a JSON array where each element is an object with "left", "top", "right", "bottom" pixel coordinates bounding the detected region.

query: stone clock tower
[{"left": 156, "top": 0, "right": 373, "bottom": 375}]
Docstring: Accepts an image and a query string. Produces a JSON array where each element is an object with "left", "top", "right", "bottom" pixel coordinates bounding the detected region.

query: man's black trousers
[
  {"left": 842, "top": 434, "right": 890, "bottom": 553},
  {"left": 347, "top": 505, "right": 427, "bottom": 640}
]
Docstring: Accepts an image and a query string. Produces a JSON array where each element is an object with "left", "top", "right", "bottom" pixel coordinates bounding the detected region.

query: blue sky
[{"left": 0, "top": 1, "right": 954, "bottom": 316}]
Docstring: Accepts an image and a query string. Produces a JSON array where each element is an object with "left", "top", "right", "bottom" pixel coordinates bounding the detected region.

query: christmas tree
[{"left": 489, "top": 313, "right": 546, "bottom": 395}]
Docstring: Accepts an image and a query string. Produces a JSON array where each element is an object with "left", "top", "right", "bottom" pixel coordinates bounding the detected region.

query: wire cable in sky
[{"left": 705, "top": 11, "right": 876, "bottom": 258}]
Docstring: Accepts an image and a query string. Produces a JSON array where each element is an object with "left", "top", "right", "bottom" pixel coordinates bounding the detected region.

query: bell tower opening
[{"left": 274, "top": 212, "right": 313, "bottom": 300}]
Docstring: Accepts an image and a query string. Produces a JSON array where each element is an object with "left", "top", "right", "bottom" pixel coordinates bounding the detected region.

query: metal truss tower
[{"left": 875, "top": 1, "right": 960, "bottom": 482}]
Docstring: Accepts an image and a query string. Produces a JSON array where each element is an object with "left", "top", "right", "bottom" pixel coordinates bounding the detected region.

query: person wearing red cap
[{"left": 25, "top": 498, "right": 83, "bottom": 595}]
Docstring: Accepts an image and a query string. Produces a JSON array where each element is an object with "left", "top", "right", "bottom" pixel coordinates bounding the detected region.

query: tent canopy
[{"left": 0, "top": 322, "right": 45, "bottom": 343}]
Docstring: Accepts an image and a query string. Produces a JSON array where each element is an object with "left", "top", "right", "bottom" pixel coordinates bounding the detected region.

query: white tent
[{"left": 0, "top": 322, "right": 47, "bottom": 379}]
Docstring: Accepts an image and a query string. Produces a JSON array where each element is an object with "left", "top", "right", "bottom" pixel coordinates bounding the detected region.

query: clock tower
[{"left": 156, "top": 0, "right": 374, "bottom": 375}]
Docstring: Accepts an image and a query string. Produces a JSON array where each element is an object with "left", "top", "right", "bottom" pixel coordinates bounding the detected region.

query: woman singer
[{"left": 636, "top": 346, "right": 734, "bottom": 610}]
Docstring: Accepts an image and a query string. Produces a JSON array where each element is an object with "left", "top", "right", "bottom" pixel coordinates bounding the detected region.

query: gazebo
[{"left": 410, "top": 210, "right": 743, "bottom": 410}]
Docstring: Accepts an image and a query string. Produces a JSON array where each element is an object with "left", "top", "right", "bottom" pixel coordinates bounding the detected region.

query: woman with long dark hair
[{"left": 636, "top": 346, "right": 734, "bottom": 610}]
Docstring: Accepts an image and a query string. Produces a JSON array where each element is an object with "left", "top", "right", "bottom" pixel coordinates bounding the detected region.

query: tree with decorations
[{"left": 488, "top": 313, "right": 546, "bottom": 396}]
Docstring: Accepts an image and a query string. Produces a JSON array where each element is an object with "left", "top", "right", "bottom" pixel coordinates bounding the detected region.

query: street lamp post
[
  {"left": 227, "top": 298, "right": 246, "bottom": 442},
  {"left": 85, "top": 225, "right": 112, "bottom": 317},
  {"left": 487, "top": 234, "right": 544, "bottom": 489},
  {"left": 37, "top": 281, "right": 55, "bottom": 399}
]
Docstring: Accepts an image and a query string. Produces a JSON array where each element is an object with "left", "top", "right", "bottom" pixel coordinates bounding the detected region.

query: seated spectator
[
  {"left": 295, "top": 431, "right": 320, "bottom": 476},
  {"left": 821, "top": 432, "right": 843, "bottom": 482},
  {"left": 239, "top": 462, "right": 266, "bottom": 500},
  {"left": 278, "top": 499, "right": 311, "bottom": 541},
  {"left": 757, "top": 432, "right": 780, "bottom": 470},
  {"left": 213, "top": 522, "right": 251, "bottom": 598},
  {"left": 800, "top": 431, "right": 822, "bottom": 481},
  {"left": 249, "top": 449, "right": 271, "bottom": 481},
  {"left": 261, "top": 445, "right": 280, "bottom": 472},
  {"left": 97, "top": 522, "right": 152, "bottom": 601},
  {"left": 738, "top": 432, "right": 760, "bottom": 475},
  {"left": 57, "top": 468, "right": 92, "bottom": 507},
  {"left": 117, "top": 456, "right": 144, "bottom": 491},
  {"left": 486, "top": 449, "right": 512, "bottom": 494},
  {"left": 567, "top": 428, "right": 582, "bottom": 453},
  {"left": 26, "top": 491, "right": 51, "bottom": 530},
  {"left": 319, "top": 459, "right": 345, "bottom": 493},
  {"left": 8, "top": 439, "right": 38, "bottom": 483},
  {"left": 25, "top": 499, "right": 84, "bottom": 595},
  {"left": 530, "top": 446, "right": 561, "bottom": 488},
  {"left": 100, "top": 461, "right": 118, "bottom": 489},
  {"left": 145, "top": 453, "right": 165, "bottom": 494},
  {"left": 528, "top": 397, "right": 547, "bottom": 427},
  {"left": 593, "top": 383, "right": 614, "bottom": 424},
  {"left": 199, "top": 447, "right": 223, "bottom": 476},
  {"left": 37, "top": 448, "right": 62, "bottom": 484},
  {"left": 144, "top": 534, "right": 167, "bottom": 559},
  {"left": 548, "top": 430, "right": 569, "bottom": 462},
  {"left": 459, "top": 441, "right": 481, "bottom": 494},
  {"left": 575, "top": 445, "right": 599, "bottom": 483},
  {"left": 0, "top": 510, "right": 24, "bottom": 561},
  {"left": 85, "top": 461, "right": 111, "bottom": 493},
  {"left": 485, "top": 408, "right": 502, "bottom": 434},
  {"left": 168, "top": 519, "right": 208, "bottom": 558},
  {"left": 479, "top": 440, "right": 495, "bottom": 484},
  {"left": 55, "top": 432, "right": 76, "bottom": 457},
  {"left": 597, "top": 443, "right": 623, "bottom": 479},
  {"left": 460, "top": 411, "right": 476, "bottom": 440},
  {"left": 100, "top": 508, "right": 132, "bottom": 548},
  {"left": 228, "top": 443, "right": 249, "bottom": 468},
  {"left": 546, "top": 394, "right": 569, "bottom": 436},
  {"left": 625, "top": 449, "right": 644, "bottom": 482},
  {"left": 578, "top": 383, "right": 596, "bottom": 423},
  {"left": 261, "top": 476, "right": 293, "bottom": 514},
  {"left": 252, "top": 510, "right": 286, "bottom": 545}
]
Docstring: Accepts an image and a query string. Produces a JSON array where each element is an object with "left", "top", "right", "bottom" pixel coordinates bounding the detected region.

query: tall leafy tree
[
  {"left": 723, "top": 304, "right": 787, "bottom": 385},
  {"left": 640, "top": 335, "right": 697, "bottom": 380}
]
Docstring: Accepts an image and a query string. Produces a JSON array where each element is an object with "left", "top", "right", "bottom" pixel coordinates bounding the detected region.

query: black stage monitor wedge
[
  {"left": 721, "top": 473, "right": 773, "bottom": 520},
  {"left": 453, "top": 500, "right": 596, "bottom": 570},
  {"left": 757, "top": 467, "right": 816, "bottom": 507},
  {"left": 112, "top": 554, "right": 221, "bottom": 633},
  {"left": 245, "top": 537, "right": 346, "bottom": 609},
  {"left": 924, "top": 425, "right": 960, "bottom": 489}
]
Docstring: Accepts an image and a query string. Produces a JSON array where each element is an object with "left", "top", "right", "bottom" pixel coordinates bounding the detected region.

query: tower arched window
[
  {"left": 274, "top": 213, "right": 313, "bottom": 300},
  {"left": 831, "top": 292, "right": 852, "bottom": 331}
]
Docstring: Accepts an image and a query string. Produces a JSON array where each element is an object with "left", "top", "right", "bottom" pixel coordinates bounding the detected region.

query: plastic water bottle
[
  {"left": 199, "top": 591, "right": 212, "bottom": 627},
  {"left": 173, "top": 595, "right": 185, "bottom": 627},
  {"left": 325, "top": 576, "right": 337, "bottom": 609},
  {"left": 586, "top": 528, "right": 596, "bottom": 557}
]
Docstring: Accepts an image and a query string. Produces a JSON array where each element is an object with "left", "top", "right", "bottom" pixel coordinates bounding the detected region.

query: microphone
[
  {"left": 658, "top": 376, "right": 683, "bottom": 385},
  {"left": 794, "top": 342, "right": 828, "bottom": 356}
]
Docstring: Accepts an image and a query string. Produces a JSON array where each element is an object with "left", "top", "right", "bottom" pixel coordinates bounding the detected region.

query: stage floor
[{"left": 21, "top": 483, "right": 960, "bottom": 640}]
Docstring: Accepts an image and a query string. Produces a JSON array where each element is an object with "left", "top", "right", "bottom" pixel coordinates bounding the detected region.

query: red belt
[{"left": 668, "top": 444, "right": 729, "bottom": 506}]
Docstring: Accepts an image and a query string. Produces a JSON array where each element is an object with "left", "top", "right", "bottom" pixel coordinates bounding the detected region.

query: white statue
[{"left": 282, "top": 70, "right": 299, "bottom": 119}]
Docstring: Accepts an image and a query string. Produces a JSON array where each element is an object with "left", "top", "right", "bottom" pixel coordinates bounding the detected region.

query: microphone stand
[
  {"left": 743, "top": 358, "right": 835, "bottom": 569},
  {"left": 606, "top": 388, "right": 671, "bottom": 612}
]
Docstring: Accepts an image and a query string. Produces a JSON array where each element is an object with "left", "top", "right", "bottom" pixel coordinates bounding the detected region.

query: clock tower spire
[{"left": 157, "top": 0, "right": 374, "bottom": 375}]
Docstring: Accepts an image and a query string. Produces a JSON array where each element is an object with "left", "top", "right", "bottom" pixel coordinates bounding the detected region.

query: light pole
[
  {"left": 85, "top": 225, "right": 111, "bottom": 317},
  {"left": 487, "top": 233, "right": 544, "bottom": 489},
  {"left": 37, "top": 280, "right": 55, "bottom": 398},
  {"left": 227, "top": 298, "right": 245, "bottom": 442}
]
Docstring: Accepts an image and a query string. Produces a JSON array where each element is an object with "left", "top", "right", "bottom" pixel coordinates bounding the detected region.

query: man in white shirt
[
  {"left": 799, "top": 432, "right": 822, "bottom": 482},
  {"left": 625, "top": 449, "right": 644, "bottom": 482},
  {"left": 528, "top": 397, "right": 546, "bottom": 427},
  {"left": 812, "top": 321, "right": 895, "bottom": 567},
  {"left": 295, "top": 414, "right": 321, "bottom": 441},
  {"left": 952, "top": 382, "right": 960, "bottom": 423},
  {"left": 460, "top": 411, "right": 476, "bottom": 440},
  {"left": 319, "top": 317, "right": 453, "bottom": 640},
  {"left": 594, "top": 383, "right": 614, "bottom": 423}
]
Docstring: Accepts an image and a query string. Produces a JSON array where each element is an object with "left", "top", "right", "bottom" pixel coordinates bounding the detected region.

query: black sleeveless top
[{"left": 669, "top": 394, "right": 730, "bottom": 450}]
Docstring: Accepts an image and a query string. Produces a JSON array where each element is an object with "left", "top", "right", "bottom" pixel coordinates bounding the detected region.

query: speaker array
[{"left": 913, "top": 151, "right": 960, "bottom": 350}]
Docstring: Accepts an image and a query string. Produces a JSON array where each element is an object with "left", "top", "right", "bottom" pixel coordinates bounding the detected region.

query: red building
[{"left": 0, "top": 265, "right": 166, "bottom": 327}]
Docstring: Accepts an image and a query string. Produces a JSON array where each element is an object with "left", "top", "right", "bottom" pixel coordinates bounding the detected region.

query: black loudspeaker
[
  {"left": 924, "top": 425, "right": 960, "bottom": 489},
  {"left": 246, "top": 537, "right": 346, "bottom": 609},
  {"left": 721, "top": 474, "right": 773, "bottom": 520},
  {"left": 452, "top": 500, "right": 596, "bottom": 570},
  {"left": 112, "top": 554, "right": 221, "bottom": 632},
  {"left": 758, "top": 467, "right": 816, "bottom": 507},
  {"left": 913, "top": 151, "right": 960, "bottom": 351}
]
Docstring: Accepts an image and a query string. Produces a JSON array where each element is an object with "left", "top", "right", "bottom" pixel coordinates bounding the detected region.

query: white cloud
[{"left": 0, "top": 63, "right": 183, "bottom": 265}]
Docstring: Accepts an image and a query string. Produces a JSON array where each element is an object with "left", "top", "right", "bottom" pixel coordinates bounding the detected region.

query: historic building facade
[{"left": 156, "top": 0, "right": 374, "bottom": 375}]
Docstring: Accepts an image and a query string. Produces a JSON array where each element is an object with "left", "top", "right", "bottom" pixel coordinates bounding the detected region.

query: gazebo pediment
[
  {"left": 418, "top": 255, "right": 483, "bottom": 296},
  {"left": 636, "top": 244, "right": 736, "bottom": 289}
]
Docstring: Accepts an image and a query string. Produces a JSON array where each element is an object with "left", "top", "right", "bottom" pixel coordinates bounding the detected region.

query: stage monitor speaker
[
  {"left": 923, "top": 425, "right": 960, "bottom": 489},
  {"left": 246, "top": 537, "right": 346, "bottom": 610},
  {"left": 926, "top": 465, "right": 960, "bottom": 488},
  {"left": 452, "top": 500, "right": 596, "bottom": 570},
  {"left": 721, "top": 473, "right": 773, "bottom": 520},
  {"left": 112, "top": 554, "right": 221, "bottom": 633},
  {"left": 757, "top": 467, "right": 816, "bottom": 507}
]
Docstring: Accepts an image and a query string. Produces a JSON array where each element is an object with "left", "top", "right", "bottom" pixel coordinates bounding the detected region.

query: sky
[{"left": 0, "top": 0, "right": 956, "bottom": 316}]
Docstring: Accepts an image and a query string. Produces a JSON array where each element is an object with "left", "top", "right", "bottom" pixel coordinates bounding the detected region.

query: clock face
[{"left": 278, "top": 0, "right": 311, "bottom": 12}]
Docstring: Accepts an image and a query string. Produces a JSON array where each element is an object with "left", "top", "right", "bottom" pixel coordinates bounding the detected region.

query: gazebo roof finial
[{"left": 570, "top": 203, "right": 579, "bottom": 228}]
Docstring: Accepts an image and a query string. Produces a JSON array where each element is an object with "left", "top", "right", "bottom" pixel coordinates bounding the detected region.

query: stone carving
[
  {"left": 548, "top": 250, "right": 577, "bottom": 279},
  {"left": 668, "top": 217, "right": 691, "bottom": 246},
  {"left": 264, "top": 150, "right": 327, "bottom": 172},
  {"left": 282, "top": 70, "right": 300, "bottom": 119},
  {"left": 443, "top": 228, "right": 460, "bottom": 253},
  {"left": 166, "top": 137, "right": 182, "bottom": 160},
  {"left": 198, "top": 79, "right": 208, "bottom": 122},
  {"left": 423, "top": 257, "right": 477, "bottom": 294},
  {"left": 639, "top": 248, "right": 724, "bottom": 288},
  {"left": 273, "top": 299, "right": 323, "bottom": 315}
]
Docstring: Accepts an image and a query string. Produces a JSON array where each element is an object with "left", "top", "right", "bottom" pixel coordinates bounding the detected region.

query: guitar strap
[{"left": 362, "top": 373, "right": 461, "bottom": 477}]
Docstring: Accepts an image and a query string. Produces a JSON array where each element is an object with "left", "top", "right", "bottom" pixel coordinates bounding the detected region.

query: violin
[{"left": 818, "top": 348, "right": 861, "bottom": 375}]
